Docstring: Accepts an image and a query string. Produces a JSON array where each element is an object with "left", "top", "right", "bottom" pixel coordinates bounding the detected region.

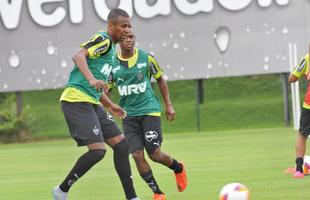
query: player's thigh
[
  {"left": 61, "top": 101, "right": 104, "bottom": 146},
  {"left": 96, "top": 106, "right": 122, "bottom": 141},
  {"left": 299, "top": 107, "right": 310, "bottom": 136},
  {"left": 122, "top": 116, "right": 144, "bottom": 153},
  {"left": 141, "top": 115, "right": 163, "bottom": 154}
]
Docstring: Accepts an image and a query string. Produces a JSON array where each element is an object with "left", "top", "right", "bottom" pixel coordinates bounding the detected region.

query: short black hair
[{"left": 107, "top": 8, "right": 129, "bottom": 21}]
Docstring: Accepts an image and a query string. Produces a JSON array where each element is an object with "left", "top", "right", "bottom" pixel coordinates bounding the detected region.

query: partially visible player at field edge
[
  {"left": 107, "top": 29, "right": 187, "bottom": 200},
  {"left": 288, "top": 53, "right": 310, "bottom": 178},
  {"left": 52, "top": 8, "right": 140, "bottom": 200}
]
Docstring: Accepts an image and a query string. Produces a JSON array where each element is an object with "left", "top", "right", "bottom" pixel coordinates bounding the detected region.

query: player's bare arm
[
  {"left": 72, "top": 48, "right": 106, "bottom": 91},
  {"left": 100, "top": 93, "right": 127, "bottom": 119},
  {"left": 157, "top": 76, "right": 175, "bottom": 121}
]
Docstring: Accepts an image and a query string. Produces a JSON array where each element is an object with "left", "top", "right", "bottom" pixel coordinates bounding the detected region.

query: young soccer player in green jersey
[
  {"left": 107, "top": 29, "right": 187, "bottom": 200},
  {"left": 52, "top": 9, "right": 140, "bottom": 200}
]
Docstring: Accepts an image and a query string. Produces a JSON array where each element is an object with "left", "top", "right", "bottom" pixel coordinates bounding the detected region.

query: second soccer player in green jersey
[{"left": 107, "top": 29, "right": 187, "bottom": 200}]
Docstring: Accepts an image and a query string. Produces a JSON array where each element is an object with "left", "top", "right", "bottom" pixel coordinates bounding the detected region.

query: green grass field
[{"left": 1, "top": 127, "right": 309, "bottom": 200}]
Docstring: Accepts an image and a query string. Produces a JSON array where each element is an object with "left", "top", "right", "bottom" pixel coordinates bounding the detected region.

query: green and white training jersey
[
  {"left": 64, "top": 31, "right": 116, "bottom": 102},
  {"left": 108, "top": 48, "right": 163, "bottom": 116}
]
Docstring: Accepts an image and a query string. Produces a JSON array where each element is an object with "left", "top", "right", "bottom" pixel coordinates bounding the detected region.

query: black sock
[
  {"left": 169, "top": 159, "right": 183, "bottom": 174},
  {"left": 113, "top": 139, "right": 137, "bottom": 199},
  {"left": 296, "top": 157, "right": 304, "bottom": 173},
  {"left": 59, "top": 149, "right": 106, "bottom": 192},
  {"left": 141, "top": 170, "right": 163, "bottom": 194}
]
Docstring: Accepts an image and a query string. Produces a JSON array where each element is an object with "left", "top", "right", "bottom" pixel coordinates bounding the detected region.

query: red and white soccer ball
[{"left": 219, "top": 183, "right": 250, "bottom": 200}]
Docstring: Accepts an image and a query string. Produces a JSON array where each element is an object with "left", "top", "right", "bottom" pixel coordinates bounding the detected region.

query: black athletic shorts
[
  {"left": 122, "top": 115, "right": 162, "bottom": 154},
  {"left": 299, "top": 107, "right": 310, "bottom": 136},
  {"left": 61, "top": 101, "right": 121, "bottom": 146}
]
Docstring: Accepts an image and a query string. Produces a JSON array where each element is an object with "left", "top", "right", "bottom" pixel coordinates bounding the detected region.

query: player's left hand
[
  {"left": 108, "top": 103, "right": 127, "bottom": 119},
  {"left": 165, "top": 104, "right": 175, "bottom": 121}
]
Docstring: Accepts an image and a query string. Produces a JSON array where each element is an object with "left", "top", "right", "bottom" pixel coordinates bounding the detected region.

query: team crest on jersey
[
  {"left": 92, "top": 126, "right": 100, "bottom": 135},
  {"left": 145, "top": 131, "right": 158, "bottom": 142},
  {"left": 137, "top": 71, "right": 144, "bottom": 81}
]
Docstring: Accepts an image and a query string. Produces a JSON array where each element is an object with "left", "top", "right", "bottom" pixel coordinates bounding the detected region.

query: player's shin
[
  {"left": 113, "top": 139, "right": 138, "bottom": 199},
  {"left": 140, "top": 170, "right": 163, "bottom": 194},
  {"left": 59, "top": 149, "right": 106, "bottom": 192}
]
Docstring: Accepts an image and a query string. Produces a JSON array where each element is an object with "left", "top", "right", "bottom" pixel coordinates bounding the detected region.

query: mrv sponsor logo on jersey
[{"left": 118, "top": 82, "right": 147, "bottom": 96}]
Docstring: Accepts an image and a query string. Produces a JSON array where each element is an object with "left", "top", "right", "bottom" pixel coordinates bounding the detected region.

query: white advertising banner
[{"left": 0, "top": 0, "right": 308, "bottom": 92}]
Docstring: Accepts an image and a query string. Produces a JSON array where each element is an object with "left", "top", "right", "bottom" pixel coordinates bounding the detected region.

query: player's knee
[
  {"left": 132, "top": 150, "right": 145, "bottom": 163},
  {"left": 112, "top": 139, "right": 129, "bottom": 156},
  {"left": 89, "top": 149, "right": 106, "bottom": 162},
  {"left": 148, "top": 148, "right": 161, "bottom": 163}
]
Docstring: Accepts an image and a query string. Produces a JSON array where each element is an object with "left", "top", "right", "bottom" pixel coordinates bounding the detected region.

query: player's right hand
[
  {"left": 166, "top": 104, "right": 176, "bottom": 121},
  {"left": 88, "top": 78, "right": 108, "bottom": 92}
]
